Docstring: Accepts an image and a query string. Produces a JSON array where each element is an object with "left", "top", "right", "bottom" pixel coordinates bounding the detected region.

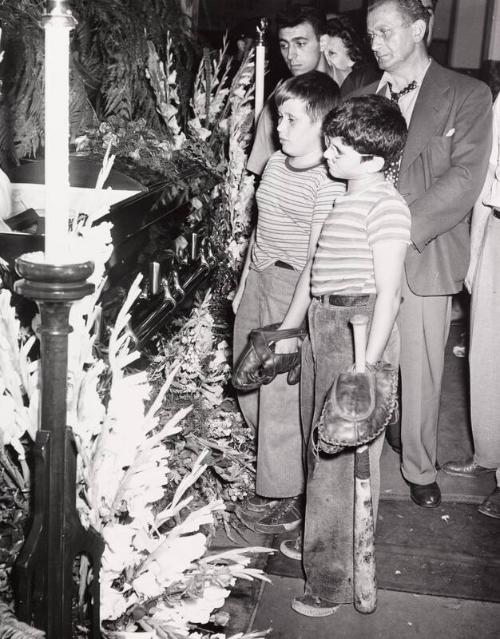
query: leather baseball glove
[
  {"left": 232, "top": 323, "right": 307, "bottom": 391},
  {"left": 316, "top": 361, "right": 398, "bottom": 454}
]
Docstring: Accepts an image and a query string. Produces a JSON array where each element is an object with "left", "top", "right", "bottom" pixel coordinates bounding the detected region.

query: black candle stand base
[{"left": 13, "top": 254, "right": 104, "bottom": 639}]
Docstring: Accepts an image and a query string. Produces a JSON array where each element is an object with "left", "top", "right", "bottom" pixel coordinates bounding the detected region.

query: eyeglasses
[
  {"left": 366, "top": 22, "right": 411, "bottom": 44},
  {"left": 324, "top": 140, "right": 373, "bottom": 159}
]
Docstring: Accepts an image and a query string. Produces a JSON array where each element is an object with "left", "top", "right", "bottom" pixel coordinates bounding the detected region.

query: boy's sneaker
[
  {"left": 280, "top": 533, "right": 302, "bottom": 561},
  {"left": 253, "top": 495, "right": 303, "bottom": 534},
  {"left": 291, "top": 594, "right": 339, "bottom": 617},
  {"left": 244, "top": 495, "right": 280, "bottom": 513}
]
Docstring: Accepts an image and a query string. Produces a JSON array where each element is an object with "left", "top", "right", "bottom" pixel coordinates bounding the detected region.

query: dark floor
[{"left": 229, "top": 321, "right": 500, "bottom": 638}]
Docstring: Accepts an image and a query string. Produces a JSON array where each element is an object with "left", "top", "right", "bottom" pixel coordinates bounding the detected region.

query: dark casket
[{"left": 0, "top": 155, "right": 221, "bottom": 347}]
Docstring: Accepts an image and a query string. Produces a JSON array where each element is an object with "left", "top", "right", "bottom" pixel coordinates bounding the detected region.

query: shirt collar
[{"left": 377, "top": 58, "right": 432, "bottom": 93}]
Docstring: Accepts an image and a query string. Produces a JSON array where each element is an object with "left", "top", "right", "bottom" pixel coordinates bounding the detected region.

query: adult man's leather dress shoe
[
  {"left": 478, "top": 488, "right": 500, "bottom": 519},
  {"left": 408, "top": 481, "right": 441, "bottom": 508},
  {"left": 441, "top": 457, "right": 496, "bottom": 478}
]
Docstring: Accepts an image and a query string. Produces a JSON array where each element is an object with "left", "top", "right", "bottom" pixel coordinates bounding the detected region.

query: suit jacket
[
  {"left": 357, "top": 60, "right": 492, "bottom": 295},
  {"left": 340, "top": 61, "right": 381, "bottom": 99}
]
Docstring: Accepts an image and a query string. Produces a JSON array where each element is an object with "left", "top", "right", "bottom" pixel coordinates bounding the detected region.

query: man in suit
[
  {"left": 341, "top": 0, "right": 436, "bottom": 97},
  {"left": 361, "top": 0, "right": 492, "bottom": 507}
]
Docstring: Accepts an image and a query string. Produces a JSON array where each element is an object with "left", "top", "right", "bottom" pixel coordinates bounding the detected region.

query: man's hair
[
  {"left": 322, "top": 95, "right": 407, "bottom": 168},
  {"left": 367, "top": 0, "right": 431, "bottom": 29},
  {"left": 275, "top": 71, "right": 340, "bottom": 123},
  {"left": 325, "top": 17, "right": 370, "bottom": 65},
  {"left": 276, "top": 4, "right": 327, "bottom": 39}
]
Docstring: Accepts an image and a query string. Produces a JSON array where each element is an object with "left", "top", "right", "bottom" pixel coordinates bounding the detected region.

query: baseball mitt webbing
[{"left": 317, "top": 361, "right": 398, "bottom": 454}]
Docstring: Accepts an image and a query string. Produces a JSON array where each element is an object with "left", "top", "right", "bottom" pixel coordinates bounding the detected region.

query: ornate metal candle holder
[{"left": 14, "top": 254, "right": 104, "bottom": 639}]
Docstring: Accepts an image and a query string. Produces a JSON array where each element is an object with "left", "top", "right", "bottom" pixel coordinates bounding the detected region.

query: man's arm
[
  {"left": 465, "top": 95, "right": 500, "bottom": 292},
  {"left": 410, "top": 82, "right": 492, "bottom": 251},
  {"left": 246, "top": 100, "right": 278, "bottom": 176}
]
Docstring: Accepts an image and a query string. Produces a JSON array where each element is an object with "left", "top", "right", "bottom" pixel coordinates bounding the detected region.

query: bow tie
[{"left": 388, "top": 80, "right": 417, "bottom": 102}]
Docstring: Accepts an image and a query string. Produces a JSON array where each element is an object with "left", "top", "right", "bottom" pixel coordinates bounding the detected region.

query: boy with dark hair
[
  {"left": 247, "top": 4, "right": 329, "bottom": 176},
  {"left": 276, "top": 95, "right": 411, "bottom": 615},
  {"left": 233, "top": 71, "right": 344, "bottom": 533}
]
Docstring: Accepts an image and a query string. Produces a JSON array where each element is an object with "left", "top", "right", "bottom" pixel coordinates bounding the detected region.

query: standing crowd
[{"left": 232, "top": 0, "right": 497, "bottom": 617}]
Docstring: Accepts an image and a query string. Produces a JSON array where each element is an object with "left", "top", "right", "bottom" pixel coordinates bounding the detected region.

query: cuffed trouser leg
[
  {"left": 398, "top": 278, "right": 451, "bottom": 485},
  {"left": 469, "top": 216, "right": 500, "bottom": 472}
]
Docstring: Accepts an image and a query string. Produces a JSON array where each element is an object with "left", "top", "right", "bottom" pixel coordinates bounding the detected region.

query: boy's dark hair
[
  {"left": 325, "top": 18, "right": 370, "bottom": 65},
  {"left": 275, "top": 71, "right": 340, "bottom": 123},
  {"left": 322, "top": 95, "right": 407, "bottom": 168},
  {"left": 276, "top": 4, "right": 327, "bottom": 39},
  {"left": 367, "top": 0, "right": 431, "bottom": 29}
]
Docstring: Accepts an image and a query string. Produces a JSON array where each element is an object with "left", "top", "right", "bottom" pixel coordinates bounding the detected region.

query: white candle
[
  {"left": 254, "top": 18, "right": 267, "bottom": 123},
  {"left": 43, "top": 1, "right": 76, "bottom": 264},
  {"left": 254, "top": 44, "right": 265, "bottom": 123}
]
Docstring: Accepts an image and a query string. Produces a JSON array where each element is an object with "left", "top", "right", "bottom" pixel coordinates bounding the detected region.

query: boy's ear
[
  {"left": 368, "top": 155, "right": 385, "bottom": 173},
  {"left": 319, "top": 34, "right": 328, "bottom": 52}
]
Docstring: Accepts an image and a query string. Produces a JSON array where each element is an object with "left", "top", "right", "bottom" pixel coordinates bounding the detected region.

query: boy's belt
[{"left": 318, "top": 294, "right": 371, "bottom": 307}]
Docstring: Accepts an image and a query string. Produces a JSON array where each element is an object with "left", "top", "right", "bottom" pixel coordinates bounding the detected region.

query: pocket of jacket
[{"left": 426, "top": 135, "right": 452, "bottom": 179}]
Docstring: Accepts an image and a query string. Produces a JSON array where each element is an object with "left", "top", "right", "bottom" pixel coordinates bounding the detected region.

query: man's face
[
  {"left": 277, "top": 99, "right": 322, "bottom": 158},
  {"left": 278, "top": 22, "right": 322, "bottom": 76},
  {"left": 367, "top": 2, "right": 419, "bottom": 73}
]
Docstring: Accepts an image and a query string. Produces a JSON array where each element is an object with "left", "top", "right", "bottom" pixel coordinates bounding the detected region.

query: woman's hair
[{"left": 324, "top": 17, "right": 370, "bottom": 66}]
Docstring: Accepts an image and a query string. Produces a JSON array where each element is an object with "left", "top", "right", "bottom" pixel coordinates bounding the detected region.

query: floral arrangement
[
  {"left": 151, "top": 290, "right": 230, "bottom": 407},
  {"left": 0, "top": 247, "right": 269, "bottom": 638},
  {"left": 65, "top": 276, "right": 272, "bottom": 637},
  {"left": 0, "top": 16, "right": 265, "bottom": 637}
]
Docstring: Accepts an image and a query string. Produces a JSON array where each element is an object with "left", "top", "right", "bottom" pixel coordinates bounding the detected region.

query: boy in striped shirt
[
  {"left": 233, "top": 71, "right": 345, "bottom": 532},
  {"left": 277, "top": 95, "right": 411, "bottom": 615}
]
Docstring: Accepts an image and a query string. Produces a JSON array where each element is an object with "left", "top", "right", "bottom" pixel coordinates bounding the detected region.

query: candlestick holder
[
  {"left": 13, "top": 254, "right": 104, "bottom": 639},
  {"left": 254, "top": 17, "right": 268, "bottom": 123},
  {"left": 255, "top": 17, "right": 269, "bottom": 46}
]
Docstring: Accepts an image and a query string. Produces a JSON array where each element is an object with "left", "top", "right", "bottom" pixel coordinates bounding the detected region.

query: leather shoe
[
  {"left": 440, "top": 457, "right": 496, "bottom": 478},
  {"left": 478, "top": 488, "right": 500, "bottom": 519},
  {"left": 408, "top": 481, "right": 441, "bottom": 508}
]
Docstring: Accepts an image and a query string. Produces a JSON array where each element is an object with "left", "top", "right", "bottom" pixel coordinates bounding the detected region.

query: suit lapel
[{"left": 400, "top": 62, "right": 450, "bottom": 175}]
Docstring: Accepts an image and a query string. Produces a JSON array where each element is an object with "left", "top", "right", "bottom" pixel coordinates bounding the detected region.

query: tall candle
[
  {"left": 43, "top": 1, "right": 76, "bottom": 264},
  {"left": 254, "top": 18, "right": 268, "bottom": 124}
]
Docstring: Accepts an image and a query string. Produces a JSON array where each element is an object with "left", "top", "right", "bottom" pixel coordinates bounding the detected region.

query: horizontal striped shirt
[
  {"left": 251, "top": 151, "right": 345, "bottom": 271},
  {"left": 311, "top": 179, "right": 411, "bottom": 296}
]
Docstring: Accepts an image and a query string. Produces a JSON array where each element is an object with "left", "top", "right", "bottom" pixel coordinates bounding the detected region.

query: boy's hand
[
  {"left": 232, "top": 286, "right": 244, "bottom": 314},
  {"left": 274, "top": 336, "right": 298, "bottom": 354}
]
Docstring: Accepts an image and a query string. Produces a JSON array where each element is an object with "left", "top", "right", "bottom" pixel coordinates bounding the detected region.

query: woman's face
[{"left": 322, "top": 35, "right": 354, "bottom": 72}]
